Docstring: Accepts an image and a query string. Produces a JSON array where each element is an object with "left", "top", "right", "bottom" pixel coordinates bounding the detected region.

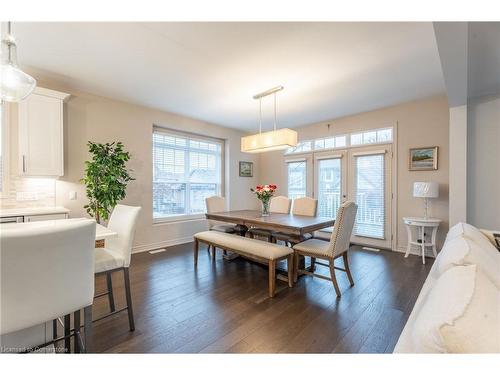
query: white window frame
[{"left": 152, "top": 126, "right": 225, "bottom": 224}]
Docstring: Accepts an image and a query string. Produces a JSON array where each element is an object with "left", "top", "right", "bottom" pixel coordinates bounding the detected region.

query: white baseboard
[{"left": 132, "top": 236, "right": 194, "bottom": 254}]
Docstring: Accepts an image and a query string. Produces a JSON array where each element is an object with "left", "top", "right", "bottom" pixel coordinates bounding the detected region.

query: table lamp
[{"left": 413, "top": 182, "right": 439, "bottom": 219}]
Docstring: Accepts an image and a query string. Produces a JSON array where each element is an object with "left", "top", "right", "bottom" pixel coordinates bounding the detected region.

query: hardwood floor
[{"left": 90, "top": 243, "right": 433, "bottom": 353}]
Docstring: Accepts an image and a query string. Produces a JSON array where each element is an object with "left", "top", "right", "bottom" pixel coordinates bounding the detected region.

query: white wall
[
  {"left": 6, "top": 77, "right": 260, "bottom": 252},
  {"left": 449, "top": 105, "right": 467, "bottom": 226},
  {"left": 259, "top": 96, "right": 450, "bottom": 252},
  {"left": 467, "top": 95, "right": 500, "bottom": 229}
]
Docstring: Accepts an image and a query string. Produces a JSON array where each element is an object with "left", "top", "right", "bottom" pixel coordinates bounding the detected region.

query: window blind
[
  {"left": 317, "top": 158, "right": 342, "bottom": 219},
  {"left": 152, "top": 128, "right": 223, "bottom": 220},
  {"left": 353, "top": 153, "right": 385, "bottom": 239},
  {"left": 287, "top": 160, "right": 307, "bottom": 199}
]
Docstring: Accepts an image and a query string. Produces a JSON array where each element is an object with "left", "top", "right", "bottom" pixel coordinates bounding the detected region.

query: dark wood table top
[{"left": 205, "top": 209, "right": 334, "bottom": 236}]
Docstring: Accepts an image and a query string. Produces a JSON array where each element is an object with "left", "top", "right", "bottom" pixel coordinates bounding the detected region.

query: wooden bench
[{"left": 193, "top": 231, "right": 294, "bottom": 297}]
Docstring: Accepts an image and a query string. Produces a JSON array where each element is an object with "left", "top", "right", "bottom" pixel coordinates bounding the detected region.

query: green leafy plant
[{"left": 81, "top": 141, "right": 135, "bottom": 223}]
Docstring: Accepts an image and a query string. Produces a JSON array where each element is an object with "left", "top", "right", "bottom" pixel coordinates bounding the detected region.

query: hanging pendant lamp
[
  {"left": 241, "top": 86, "right": 297, "bottom": 153},
  {"left": 1, "top": 22, "right": 37, "bottom": 102}
]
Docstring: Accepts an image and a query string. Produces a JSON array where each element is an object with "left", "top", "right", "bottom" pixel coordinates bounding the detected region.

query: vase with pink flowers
[{"left": 250, "top": 184, "right": 277, "bottom": 217}]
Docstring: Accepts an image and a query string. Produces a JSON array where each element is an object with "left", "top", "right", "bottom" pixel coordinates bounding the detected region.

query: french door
[
  {"left": 347, "top": 144, "right": 392, "bottom": 249},
  {"left": 311, "top": 145, "right": 393, "bottom": 249}
]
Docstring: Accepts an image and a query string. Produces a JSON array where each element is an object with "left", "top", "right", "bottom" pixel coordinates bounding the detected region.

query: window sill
[{"left": 153, "top": 214, "right": 206, "bottom": 225}]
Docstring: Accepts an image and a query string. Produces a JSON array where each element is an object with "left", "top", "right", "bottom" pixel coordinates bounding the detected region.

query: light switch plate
[{"left": 69, "top": 191, "right": 77, "bottom": 200}]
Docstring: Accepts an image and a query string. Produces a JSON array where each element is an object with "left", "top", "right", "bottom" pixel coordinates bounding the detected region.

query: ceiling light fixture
[
  {"left": 241, "top": 86, "right": 297, "bottom": 153},
  {"left": 1, "top": 21, "right": 37, "bottom": 102}
]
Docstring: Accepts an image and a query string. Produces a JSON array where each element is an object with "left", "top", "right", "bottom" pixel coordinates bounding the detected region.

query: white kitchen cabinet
[
  {"left": 18, "top": 87, "right": 70, "bottom": 177},
  {"left": 24, "top": 213, "right": 69, "bottom": 222}
]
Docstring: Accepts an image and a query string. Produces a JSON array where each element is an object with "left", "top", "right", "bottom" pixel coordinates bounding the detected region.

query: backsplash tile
[{"left": 0, "top": 175, "right": 56, "bottom": 209}]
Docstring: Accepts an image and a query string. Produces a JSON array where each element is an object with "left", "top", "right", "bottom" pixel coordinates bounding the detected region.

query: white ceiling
[{"left": 13, "top": 22, "right": 445, "bottom": 131}]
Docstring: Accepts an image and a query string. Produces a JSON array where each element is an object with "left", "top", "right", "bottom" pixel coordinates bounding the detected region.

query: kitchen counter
[{"left": 0, "top": 206, "right": 70, "bottom": 218}]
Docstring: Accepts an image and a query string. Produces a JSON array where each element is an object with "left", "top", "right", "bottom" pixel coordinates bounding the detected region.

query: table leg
[
  {"left": 420, "top": 226, "right": 426, "bottom": 265},
  {"left": 404, "top": 224, "right": 412, "bottom": 258},
  {"left": 235, "top": 224, "right": 248, "bottom": 237}
]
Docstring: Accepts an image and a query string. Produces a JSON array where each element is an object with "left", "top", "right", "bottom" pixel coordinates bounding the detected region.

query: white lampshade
[
  {"left": 241, "top": 128, "right": 298, "bottom": 153},
  {"left": 413, "top": 182, "right": 439, "bottom": 198}
]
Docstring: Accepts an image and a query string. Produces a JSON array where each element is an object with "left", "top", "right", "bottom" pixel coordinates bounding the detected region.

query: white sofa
[{"left": 394, "top": 222, "right": 500, "bottom": 353}]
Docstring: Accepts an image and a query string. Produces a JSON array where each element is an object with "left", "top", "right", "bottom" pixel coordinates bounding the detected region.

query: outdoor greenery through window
[
  {"left": 153, "top": 127, "right": 223, "bottom": 221},
  {"left": 285, "top": 127, "right": 392, "bottom": 154}
]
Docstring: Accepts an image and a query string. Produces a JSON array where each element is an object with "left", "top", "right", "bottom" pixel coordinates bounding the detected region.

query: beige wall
[
  {"left": 6, "top": 77, "right": 260, "bottom": 252},
  {"left": 259, "top": 95, "right": 450, "bottom": 252}
]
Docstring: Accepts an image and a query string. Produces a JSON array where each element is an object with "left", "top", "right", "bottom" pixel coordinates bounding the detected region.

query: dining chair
[
  {"left": 272, "top": 197, "right": 318, "bottom": 245},
  {"left": 292, "top": 201, "right": 358, "bottom": 297},
  {"left": 206, "top": 196, "right": 237, "bottom": 233},
  {"left": 247, "top": 195, "right": 291, "bottom": 241},
  {"left": 0, "top": 220, "right": 96, "bottom": 353},
  {"left": 93, "top": 204, "right": 141, "bottom": 332}
]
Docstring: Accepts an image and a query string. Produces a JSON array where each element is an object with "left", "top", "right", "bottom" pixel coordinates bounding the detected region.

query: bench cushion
[{"left": 194, "top": 231, "right": 293, "bottom": 260}]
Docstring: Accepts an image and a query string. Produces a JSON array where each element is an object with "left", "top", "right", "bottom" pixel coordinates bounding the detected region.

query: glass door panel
[{"left": 316, "top": 158, "right": 342, "bottom": 218}]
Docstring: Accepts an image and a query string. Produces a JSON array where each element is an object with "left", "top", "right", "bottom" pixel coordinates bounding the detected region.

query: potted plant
[
  {"left": 250, "top": 184, "right": 277, "bottom": 217},
  {"left": 81, "top": 141, "right": 135, "bottom": 223}
]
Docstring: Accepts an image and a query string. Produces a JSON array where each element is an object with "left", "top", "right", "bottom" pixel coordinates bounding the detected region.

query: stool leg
[
  {"left": 124, "top": 267, "right": 135, "bottom": 331},
  {"left": 83, "top": 305, "right": 92, "bottom": 353},
  {"left": 64, "top": 314, "right": 71, "bottom": 353},
  {"left": 73, "top": 310, "right": 81, "bottom": 353},
  {"left": 106, "top": 272, "right": 116, "bottom": 312}
]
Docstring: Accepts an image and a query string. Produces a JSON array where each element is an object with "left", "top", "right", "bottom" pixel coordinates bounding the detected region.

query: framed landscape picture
[
  {"left": 239, "top": 161, "right": 253, "bottom": 177},
  {"left": 409, "top": 146, "right": 438, "bottom": 171}
]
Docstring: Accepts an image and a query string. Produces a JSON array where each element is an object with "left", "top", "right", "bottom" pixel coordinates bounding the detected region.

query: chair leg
[
  {"left": 329, "top": 261, "right": 342, "bottom": 297},
  {"left": 268, "top": 260, "right": 276, "bottom": 297},
  {"left": 287, "top": 254, "right": 294, "bottom": 288},
  {"left": 123, "top": 268, "right": 135, "bottom": 331},
  {"left": 293, "top": 252, "right": 299, "bottom": 283},
  {"left": 206, "top": 244, "right": 211, "bottom": 253},
  {"left": 73, "top": 309, "right": 81, "bottom": 353},
  {"left": 106, "top": 272, "right": 116, "bottom": 312},
  {"left": 83, "top": 305, "right": 92, "bottom": 353},
  {"left": 310, "top": 257, "right": 316, "bottom": 272},
  {"left": 211, "top": 246, "right": 216, "bottom": 261},
  {"left": 343, "top": 252, "right": 354, "bottom": 287},
  {"left": 194, "top": 239, "right": 199, "bottom": 267}
]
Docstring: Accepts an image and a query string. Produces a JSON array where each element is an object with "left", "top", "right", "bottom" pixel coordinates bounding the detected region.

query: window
[
  {"left": 152, "top": 128, "right": 223, "bottom": 221},
  {"left": 317, "top": 158, "right": 342, "bottom": 219},
  {"left": 285, "top": 128, "right": 392, "bottom": 154},
  {"left": 285, "top": 141, "right": 312, "bottom": 154},
  {"left": 287, "top": 160, "right": 307, "bottom": 199},
  {"left": 354, "top": 154, "right": 385, "bottom": 239}
]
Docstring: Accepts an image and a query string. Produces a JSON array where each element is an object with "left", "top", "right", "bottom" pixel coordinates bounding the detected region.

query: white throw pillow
[
  {"left": 412, "top": 265, "right": 499, "bottom": 353},
  {"left": 437, "top": 235, "right": 500, "bottom": 288},
  {"left": 441, "top": 270, "right": 500, "bottom": 353}
]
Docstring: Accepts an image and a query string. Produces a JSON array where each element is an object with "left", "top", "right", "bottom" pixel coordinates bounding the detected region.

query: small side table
[{"left": 403, "top": 217, "right": 442, "bottom": 264}]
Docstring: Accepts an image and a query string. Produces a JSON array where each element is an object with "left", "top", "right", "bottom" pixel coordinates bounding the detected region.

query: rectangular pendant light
[{"left": 241, "top": 128, "right": 298, "bottom": 153}]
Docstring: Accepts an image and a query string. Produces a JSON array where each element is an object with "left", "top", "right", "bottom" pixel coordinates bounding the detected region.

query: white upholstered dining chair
[
  {"left": 272, "top": 197, "right": 318, "bottom": 245},
  {"left": 247, "top": 196, "right": 292, "bottom": 241},
  {"left": 0, "top": 220, "right": 96, "bottom": 352},
  {"left": 94, "top": 204, "right": 141, "bottom": 331},
  {"left": 205, "top": 196, "right": 237, "bottom": 233},
  {"left": 292, "top": 201, "right": 358, "bottom": 297}
]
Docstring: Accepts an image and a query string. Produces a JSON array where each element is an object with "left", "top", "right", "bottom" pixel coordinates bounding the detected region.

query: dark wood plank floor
[{"left": 90, "top": 243, "right": 433, "bottom": 353}]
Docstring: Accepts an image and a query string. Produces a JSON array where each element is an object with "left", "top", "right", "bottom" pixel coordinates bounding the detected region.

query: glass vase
[{"left": 261, "top": 199, "right": 270, "bottom": 217}]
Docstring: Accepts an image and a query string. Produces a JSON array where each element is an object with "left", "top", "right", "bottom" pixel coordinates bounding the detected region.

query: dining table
[
  {"left": 205, "top": 209, "right": 335, "bottom": 237},
  {"left": 205, "top": 209, "right": 335, "bottom": 280}
]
